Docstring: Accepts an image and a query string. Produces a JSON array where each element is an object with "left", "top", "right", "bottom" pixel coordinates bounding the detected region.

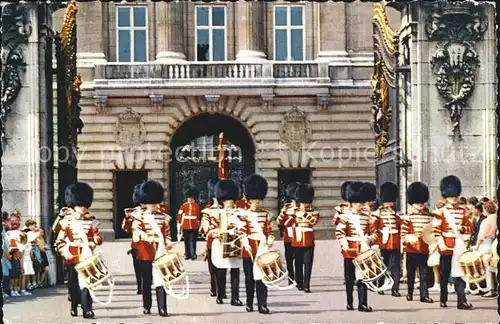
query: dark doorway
[
  {"left": 169, "top": 113, "right": 255, "bottom": 240},
  {"left": 277, "top": 169, "right": 311, "bottom": 211},
  {"left": 113, "top": 170, "right": 148, "bottom": 239}
]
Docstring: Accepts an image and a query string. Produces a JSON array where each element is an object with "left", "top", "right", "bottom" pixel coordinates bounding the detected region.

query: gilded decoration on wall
[
  {"left": 371, "top": 3, "right": 398, "bottom": 158},
  {"left": 425, "top": 0, "right": 487, "bottom": 139},
  {"left": 114, "top": 108, "right": 147, "bottom": 150},
  {"left": 279, "top": 105, "right": 311, "bottom": 151}
]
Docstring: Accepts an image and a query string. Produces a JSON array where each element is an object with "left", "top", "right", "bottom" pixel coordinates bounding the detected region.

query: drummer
[
  {"left": 54, "top": 182, "right": 102, "bottom": 319},
  {"left": 240, "top": 173, "right": 273, "bottom": 314},
  {"left": 400, "top": 182, "right": 434, "bottom": 303},
  {"left": 277, "top": 182, "right": 299, "bottom": 285},
  {"left": 335, "top": 181, "right": 376, "bottom": 312},
  {"left": 432, "top": 175, "right": 473, "bottom": 310},
  {"left": 131, "top": 180, "right": 171, "bottom": 317}
]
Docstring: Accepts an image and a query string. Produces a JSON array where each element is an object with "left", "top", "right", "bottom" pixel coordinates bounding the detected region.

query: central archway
[{"left": 169, "top": 113, "right": 255, "bottom": 230}]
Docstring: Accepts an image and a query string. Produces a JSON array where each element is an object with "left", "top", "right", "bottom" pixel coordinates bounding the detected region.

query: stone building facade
[{"left": 51, "top": 2, "right": 377, "bottom": 239}]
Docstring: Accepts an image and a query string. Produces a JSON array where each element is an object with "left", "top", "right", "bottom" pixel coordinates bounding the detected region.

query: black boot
[
  {"left": 246, "top": 304, "right": 254, "bottom": 312},
  {"left": 358, "top": 305, "right": 373, "bottom": 312},
  {"left": 258, "top": 306, "right": 270, "bottom": 314},
  {"left": 70, "top": 309, "right": 78, "bottom": 317},
  {"left": 457, "top": 302, "right": 473, "bottom": 310},
  {"left": 83, "top": 311, "right": 95, "bottom": 319},
  {"left": 420, "top": 296, "right": 434, "bottom": 303},
  {"left": 440, "top": 301, "right": 447, "bottom": 307},
  {"left": 406, "top": 295, "right": 413, "bottom": 301},
  {"left": 231, "top": 299, "right": 243, "bottom": 306},
  {"left": 216, "top": 297, "right": 224, "bottom": 304},
  {"left": 392, "top": 291, "right": 401, "bottom": 297},
  {"left": 143, "top": 309, "right": 151, "bottom": 314}
]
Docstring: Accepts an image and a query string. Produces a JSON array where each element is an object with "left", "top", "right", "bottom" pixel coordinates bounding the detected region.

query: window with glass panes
[
  {"left": 116, "top": 6, "right": 148, "bottom": 62},
  {"left": 274, "top": 6, "right": 304, "bottom": 61},
  {"left": 195, "top": 6, "right": 226, "bottom": 61}
]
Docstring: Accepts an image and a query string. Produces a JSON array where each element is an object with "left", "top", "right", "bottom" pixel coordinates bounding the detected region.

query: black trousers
[
  {"left": 344, "top": 258, "right": 369, "bottom": 307},
  {"left": 130, "top": 249, "right": 142, "bottom": 291},
  {"left": 294, "top": 247, "right": 314, "bottom": 289},
  {"left": 406, "top": 253, "right": 429, "bottom": 298},
  {"left": 439, "top": 255, "right": 467, "bottom": 304},
  {"left": 243, "top": 258, "right": 267, "bottom": 307},
  {"left": 216, "top": 267, "right": 239, "bottom": 300},
  {"left": 67, "top": 264, "right": 92, "bottom": 312},
  {"left": 183, "top": 229, "right": 198, "bottom": 258},
  {"left": 284, "top": 242, "right": 295, "bottom": 281},
  {"left": 140, "top": 260, "right": 167, "bottom": 312},
  {"left": 207, "top": 249, "right": 217, "bottom": 294},
  {"left": 381, "top": 249, "right": 401, "bottom": 292}
]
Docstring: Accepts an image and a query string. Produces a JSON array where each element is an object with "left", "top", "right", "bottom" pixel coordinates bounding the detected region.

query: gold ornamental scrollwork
[
  {"left": 279, "top": 106, "right": 312, "bottom": 151},
  {"left": 371, "top": 62, "right": 391, "bottom": 159}
]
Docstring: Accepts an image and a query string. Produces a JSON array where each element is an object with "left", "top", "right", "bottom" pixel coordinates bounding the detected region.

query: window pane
[
  {"left": 275, "top": 7, "right": 287, "bottom": 26},
  {"left": 197, "top": 7, "right": 209, "bottom": 26},
  {"left": 212, "top": 7, "right": 225, "bottom": 26},
  {"left": 118, "top": 30, "right": 131, "bottom": 62},
  {"left": 134, "top": 30, "right": 147, "bottom": 62},
  {"left": 197, "top": 29, "right": 209, "bottom": 61},
  {"left": 291, "top": 7, "right": 303, "bottom": 26},
  {"left": 275, "top": 29, "right": 287, "bottom": 61},
  {"left": 133, "top": 7, "right": 146, "bottom": 27},
  {"left": 291, "top": 29, "right": 303, "bottom": 61},
  {"left": 213, "top": 29, "right": 225, "bottom": 61},
  {"left": 117, "top": 7, "right": 130, "bottom": 27}
]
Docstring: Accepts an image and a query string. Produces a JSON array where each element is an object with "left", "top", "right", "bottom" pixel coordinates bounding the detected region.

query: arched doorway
[{"left": 169, "top": 113, "right": 255, "bottom": 234}]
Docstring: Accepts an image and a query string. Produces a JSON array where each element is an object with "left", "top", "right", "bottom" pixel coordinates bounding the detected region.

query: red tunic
[
  {"left": 335, "top": 211, "right": 377, "bottom": 259},
  {"left": 432, "top": 204, "right": 473, "bottom": 256},
  {"left": 132, "top": 211, "right": 172, "bottom": 261},
  {"left": 200, "top": 204, "right": 221, "bottom": 250},
  {"left": 373, "top": 206, "right": 401, "bottom": 250},
  {"left": 241, "top": 209, "right": 273, "bottom": 259},
  {"left": 54, "top": 213, "right": 103, "bottom": 265},
  {"left": 400, "top": 208, "right": 434, "bottom": 254},
  {"left": 284, "top": 208, "right": 319, "bottom": 248},
  {"left": 277, "top": 202, "right": 297, "bottom": 243},
  {"left": 177, "top": 202, "right": 202, "bottom": 230},
  {"left": 122, "top": 206, "right": 143, "bottom": 249},
  {"left": 235, "top": 199, "right": 250, "bottom": 209}
]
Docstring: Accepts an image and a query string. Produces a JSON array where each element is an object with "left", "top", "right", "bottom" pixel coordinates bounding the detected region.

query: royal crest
[
  {"left": 114, "top": 108, "right": 147, "bottom": 149},
  {"left": 279, "top": 106, "right": 311, "bottom": 151}
]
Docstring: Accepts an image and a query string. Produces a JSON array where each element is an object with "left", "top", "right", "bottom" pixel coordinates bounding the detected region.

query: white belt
[
  {"left": 295, "top": 227, "right": 313, "bottom": 233},
  {"left": 346, "top": 237, "right": 362, "bottom": 242},
  {"left": 442, "top": 232, "right": 456, "bottom": 238},
  {"left": 183, "top": 216, "right": 197, "bottom": 220},
  {"left": 68, "top": 242, "right": 83, "bottom": 247},
  {"left": 387, "top": 229, "right": 399, "bottom": 234}
]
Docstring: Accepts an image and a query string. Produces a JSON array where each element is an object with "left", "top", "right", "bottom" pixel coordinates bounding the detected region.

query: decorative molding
[
  {"left": 93, "top": 95, "right": 108, "bottom": 114},
  {"left": 316, "top": 94, "right": 331, "bottom": 111},
  {"left": 279, "top": 105, "right": 312, "bottom": 151},
  {"left": 0, "top": 4, "right": 32, "bottom": 142},
  {"left": 261, "top": 94, "right": 274, "bottom": 111},
  {"left": 114, "top": 107, "right": 147, "bottom": 150},
  {"left": 430, "top": 41, "right": 479, "bottom": 139},
  {"left": 204, "top": 94, "right": 220, "bottom": 112},
  {"left": 150, "top": 94, "right": 164, "bottom": 112}
]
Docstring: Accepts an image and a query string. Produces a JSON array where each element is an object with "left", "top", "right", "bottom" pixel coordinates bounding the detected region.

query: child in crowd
[
  {"left": 18, "top": 232, "right": 34, "bottom": 295},
  {"left": 34, "top": 229, "right": 49, "bottom": 287}
]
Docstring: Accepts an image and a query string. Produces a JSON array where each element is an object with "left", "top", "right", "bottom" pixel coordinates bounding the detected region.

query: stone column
[
  {"left": 155, "top": 2, "right": 187, "bottom": 62},
  {"left": 235, "top": 2, "right": 266, "bottom": 62},
  {"left": 76, "top": 2, "right": 107, "bottom": 67},
  {"left": 315, "top": 2, "right": 348, "bottom": 62}
]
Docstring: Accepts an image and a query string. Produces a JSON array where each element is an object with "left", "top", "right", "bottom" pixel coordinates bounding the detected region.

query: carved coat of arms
[
  {"left": 114, "top": 108, "right": 147, "bottom": 149},
  {"left": 279, "top": 106, "right": 312, "bottom": 151}
]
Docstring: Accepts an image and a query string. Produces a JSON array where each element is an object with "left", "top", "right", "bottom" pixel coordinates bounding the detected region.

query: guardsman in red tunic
[
  {"left": 52, "top": 204, "right": 75, "bottom": 301},
  {"left": 335, "top": 181, "right": 376, "bottom": 312},
  {"left": 400, "top": 182, "right": 434, "bottom": 303},
  {"left": 277, "top": 182, "right": 299, "bottom": 284},
  {"left": 241, "top": 174, "right": 273, "bottom": 314},
  {"left": 334, "top": 181, "right": 352, "bottom": 233},
  {"left": 177, "top": 184, "right": 201, "bottom": 260},
  {"left": 54, "top": 182, "right": 102, "bottom": 319},
  {"left": 373, "top": 182, "right": 402, "bottom": 297},
  {"left": 432, "top": 175, "right": 473, "bottom": 310},
  {"left": 132, "top": 180, "right": 171, "bottom": 317},
  {"left": 122, "top": 183, "right": 143, "bottom": 295},
  {"left": 288, "top": 184, "right": 319, "bottom": 293}
]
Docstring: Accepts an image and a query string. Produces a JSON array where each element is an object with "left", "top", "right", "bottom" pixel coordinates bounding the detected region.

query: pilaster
[
  {"left": 155, "top": 2, "right": 187, "bottom": 62},
  {"left": 235, "top": 2, "right": 267, "bottom": 62}
]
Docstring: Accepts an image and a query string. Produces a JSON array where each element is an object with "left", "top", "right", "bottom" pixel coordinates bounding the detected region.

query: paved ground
[{"left": 3, "top": 240, "right": 499, "bottom": 324}]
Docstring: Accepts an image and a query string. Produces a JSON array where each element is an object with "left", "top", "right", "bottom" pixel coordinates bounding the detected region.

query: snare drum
[
  {"left": 222, "top": 225, "right": 242, "bottom": 258},
  {"left": 256, "top": 251, "right": 286, "bottom": 282},
  {"left": 153, "top": 252, "right": 186, "bottom": 285},
  {"left": 458, "top": 250, "right": 486, "bottom": 284},
  {"left": 353, "top": 248, "right": 394, "bottom": 292},
  {"left": 75, "top": 253, "right": 111, "bottom": 289}
]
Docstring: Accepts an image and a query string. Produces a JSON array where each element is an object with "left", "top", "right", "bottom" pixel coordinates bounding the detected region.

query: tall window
[
  {"left": 116, "top": 6, "right": 148, "bottom": 62},
  {"left": 195, "top": 6, "right": 226, "bottom": 61},
  {"left": 274, "top": 6, "right": 304, "bottom": 61}
]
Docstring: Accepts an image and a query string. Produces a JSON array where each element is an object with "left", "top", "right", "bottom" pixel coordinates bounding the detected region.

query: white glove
[
  {"left": 471, "top": 245, "right": 479, "bottom": 251},
  {"left": 63, "top": 250, "right": 73, "bottom": 260},
  {"left": 146, "top": 235, "right": 155, "bottom": 243},
  {"left": 88, "top": 242, "right": 96, "bottom": 249},
  {"left": 406, "top": 234, "right": 418, "bottom": 244},
  {"left": 437, "top": 237, "right": 447, "bottom": 251},
  {"left": 371, "top": 245, "right": 380, "bottom": 250}
]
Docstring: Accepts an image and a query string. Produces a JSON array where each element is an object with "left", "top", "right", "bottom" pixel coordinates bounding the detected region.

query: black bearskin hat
[
  {"left": 139, "top": 180, "right": 164, "bottom": 204},
  {"left": 346, "top": 181, "right": 365, "bottom": 203},
  {"left": 286, "top": 182, "right": 299, "bottom": 200},
  {"left": 340, "top": 181, "right": 353, "bottom": 201},
  {"left": 380, "top": 182, "right": 399, "bottom": 203},
  {"left": 65, "top": 182, "right": 94, "bottom": 208},
  {"left": 183, "top": 184, "right": 199, "bottom": 199},
  {"left": 207, "top": 178, "right": 219, "bottom": 199},
  {"left": 296, "top": 183, "right": 314, "bottom": 204},
  {"left": 132, "top": 182, "right": 143, "bottom": 206},
  {"left": 407, "top": 182, "right": 429, "bottom": 204},
  {"left": 440, "top": 175, "right": 462, "bottom": 198},
  {"left": 215, "top": 179, "right": 239, "bottom": 202},
  {"left": 243, "top": 174, "right": 268, "bottom": 200},
  {"left": 361, "top": 182, "right": 377, "bottom": 202}
]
